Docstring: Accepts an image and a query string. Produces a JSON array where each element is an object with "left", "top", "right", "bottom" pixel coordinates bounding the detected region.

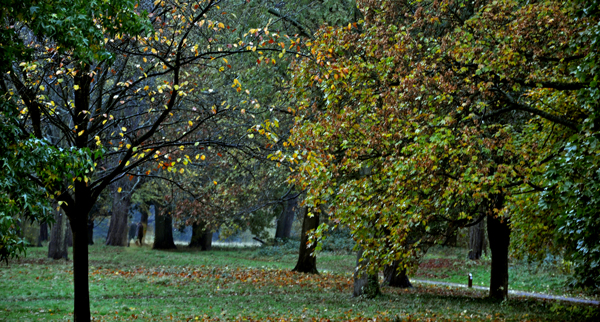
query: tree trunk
[
  {"left": 445, "top": 225, "right": 458, "bottom": 247},
  {"left": 292, "top": 207, "right": 319, "bottom": 274},
  {"left": 65, "top": 199, "right": 92, "bottom": 322},
  {"left": 128, "top": 223, "right": 137, "bottom": 246},
  {"left": 87, "top": 219, "right": 94, "bottom": 245},
  {"left": 48, "top": 209, "right": 69, "bottom": 260},
  {"left": 140, "top": 209, "right": 149, "bottom": 243},
  {"left": 275, "top": 194, "right": 297, "bottom": 240},
  {"left": 468, "top": 217, "right": 486, "bottom": 260},
  {"left": 153, "top": 207, "right": 176, "bottom": 249},
  {"left": 487, "top": 195, "right": 510, "bottom": 300},
  {"left": 383, "top": 260, "right": 412, "bottom": 288},
  {"left": 353, "top": 248, "right": 381, "bottom": 298},
  {"left": 66, "top": 220, "right": 73, "bottom": 247},
  {"left": 37, "top": 222, "right": 48, "bottom": 247},
  {"left": 189, "top": 223, "right": 212, "bottom": 250},
  {"left": 105, "top": 188, "right": 131, "bottom": 246}
]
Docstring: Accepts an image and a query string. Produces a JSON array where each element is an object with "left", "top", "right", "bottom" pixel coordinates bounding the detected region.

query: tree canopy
[{"left": 287, "top": 0, "right": 600, "bottom": 293}]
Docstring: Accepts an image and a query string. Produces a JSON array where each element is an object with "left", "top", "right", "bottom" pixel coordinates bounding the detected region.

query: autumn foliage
[{"left": 288, "top": 0, "right": 600, "bottom": 291}]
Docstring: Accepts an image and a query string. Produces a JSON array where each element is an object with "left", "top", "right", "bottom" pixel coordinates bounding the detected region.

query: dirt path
[{"left": 412, "top": 279, "right": 600, "bottom": 305}]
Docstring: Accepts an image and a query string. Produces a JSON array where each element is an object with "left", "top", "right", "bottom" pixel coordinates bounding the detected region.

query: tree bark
[
  {"left": 128, "top": 223, "right": 137, "bottom": 246},
  {"left": 353, "top": 248, "right": 381, "bottom": 298},
  {"left": 48, "top": 209, "right": 69, "bottom": 260},
  {"left": 140, "top": 209, "right": 149, "bottom": 243},
  {"left": 468, "top": 217, "right": 486, "bottom": 260},
  {"left": 383, "top": 260, "right": 412, "bottom": 288},
  {"left": 65, "top": 198, "right": 92, "bottom": 322},
  {"left": 189, "top": 222, "right": 212, "bottom": 250},
  {"left": 445, "top": 225, "right": 458, "bottom": 247},
  {"left": 66, "top": 221, "right": 73, "bottom": 247},
  {"left": 105, "top": 186, "right": 131, "bottom": 246},
  {"left": 487, "top": 194, "right": 510, "bottom": 300},
  {"left": 292, "top": 207, "right": 319, "bottom": 274},
  {"left": 87, "top": 219, "right": 94, "bottom": 245},
  {"left": 37, "top": 221, "right": 48, "bottom": 247},
  {"left": 275, "top": 194, "right": 297, "bottom": 240},
  {"left": 153, "top": 206, "right": 176, "bottom": 250}
]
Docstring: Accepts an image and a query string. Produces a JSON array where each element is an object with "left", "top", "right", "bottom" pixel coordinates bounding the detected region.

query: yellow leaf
[
  {"left": 201, "top": 155, "right": 206, "bottom": 160},
  {"left": 222, "top": 58, "right": 228, "bottom": 64},
  {"left": 121, "top": 127, "right": 127, "bottom": 132},
  {"left": 213, "top": 181, "right": 217, "bottom": 185},
  {"left": 144, "top": 86, "right": 149, "bottom": 91},
  {"left": 188, "top": 121, "right": 193, "bottom": 126},
  {"left": 217, "top": 22, "right": 225, "bottom": 29},
  {"left": 78, "top": 130, "right": 84, "bottom": 136},
  {"left": 118, "top": 187, "right": 122, "bottom": 193},
  {"left": 195, "top": 154, "right": 200, "bottom": 160},
  {"left": 74, "top": 85, "right": 80, "bottom": 90},
  {"left": 180, "top": 168, "right": 185, "bottom": 174}
]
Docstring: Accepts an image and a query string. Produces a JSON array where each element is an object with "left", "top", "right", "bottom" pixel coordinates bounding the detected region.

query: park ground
[{"left": 1, "top": 244, "right": 599, "bottom": 321}]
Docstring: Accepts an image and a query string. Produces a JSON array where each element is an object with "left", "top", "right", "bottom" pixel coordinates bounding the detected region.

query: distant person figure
[
  {"left": 128, "top": 223, "right": 137, "bottom": 247},
  {"left": 135, "top": 221, "right": 144, "bottom": 246}
]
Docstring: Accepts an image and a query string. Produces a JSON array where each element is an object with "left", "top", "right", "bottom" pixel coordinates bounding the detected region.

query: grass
[
  {"left": 0, "top": 244, "right": 598, "bottom": 321},
  {"left": 415, "top": 246, "right": 593, "bottom": 299}
]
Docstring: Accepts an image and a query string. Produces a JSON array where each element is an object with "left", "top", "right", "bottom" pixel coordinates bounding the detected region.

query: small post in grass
[{"left": 468, "top": 273, "right": 473, "bottom": 288}]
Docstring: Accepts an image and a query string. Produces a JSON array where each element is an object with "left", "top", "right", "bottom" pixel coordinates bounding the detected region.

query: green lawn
[
  {"left": 413, "top": 246, "right": 593, "bottom": 298},
  {"left": 0, "top": 244, "right": 598, "bottom": 321}
]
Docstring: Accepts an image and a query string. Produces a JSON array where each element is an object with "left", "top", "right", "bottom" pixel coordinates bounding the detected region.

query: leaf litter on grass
[{"left": 87, "top": 265, "right": 353, "bottom": 293}]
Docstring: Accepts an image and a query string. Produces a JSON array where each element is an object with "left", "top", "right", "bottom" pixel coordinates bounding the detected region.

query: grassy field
[{"left": 0, "top": 244, "right": 598, "bottom": 321}]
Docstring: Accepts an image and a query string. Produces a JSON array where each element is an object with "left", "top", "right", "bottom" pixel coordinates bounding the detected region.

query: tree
[
  {"left": 2, "top": 0, "right": 310, "bottom": 318},
  {"left": 383, "top": 260, "right": 412, "bottom": 288},
  {"left": 153, "top": 205, "right": 177, "bottom": 250},
  {"left": 287, "top": 0, "right": 599, "bottom": 299},
  {"left": 37, "top": 222, "right": 48, "bottom": 247},
  {"left": 105, "top": 180, "right": 132, "bottom": 246},
  {"left": 507, "top": 0, "right": 600, "bottom": 289},
  {"left": 0, "top": 98, "right": 91, "bottom": 262},
  {"left": 189, "top": 222, "right": 213, "bottom": 250},
  {"left": 353, "top": 248, "right": 380, "bottom": 298},
  {"left": 275, "top": 192, "right": 298, "bottom": 241},
  {"left": 468, "top": 217, "right": 486, "bottom": 260},
  {"left": 292, "top": 207, "right": 319, "bottom": 274},
  {"left": 48, "top": 209, "right": 69, "bottom": 260}
]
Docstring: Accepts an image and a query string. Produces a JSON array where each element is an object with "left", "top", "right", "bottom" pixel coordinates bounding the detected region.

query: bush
[
  {"left": 320, "top": 227, "right": 355, "bottom": 253},
  {"left": 252, "top": 238, "right": 299, "bottom": 257}
]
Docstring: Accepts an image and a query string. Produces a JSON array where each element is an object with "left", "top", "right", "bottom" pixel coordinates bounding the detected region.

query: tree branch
[
  {"left": 267, "top": 8, "right": 314, "bottom": 40},
  {"left": 485, "top": 89, "right": 579, "bottom": 131}
]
